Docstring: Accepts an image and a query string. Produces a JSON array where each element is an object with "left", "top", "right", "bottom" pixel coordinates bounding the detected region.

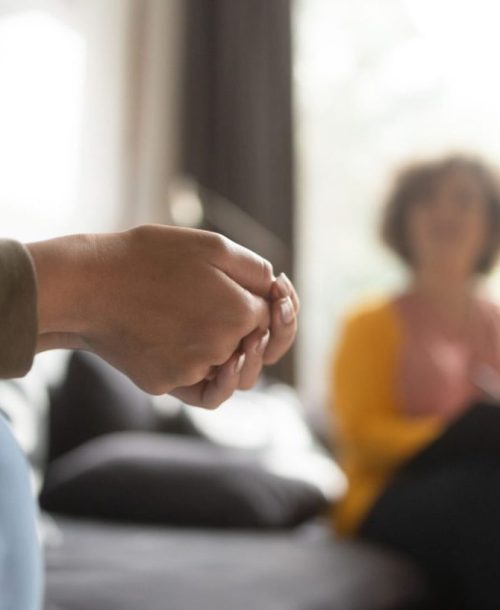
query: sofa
[{"left": 0, "top": 352, "right": 429, "bottom": 610}]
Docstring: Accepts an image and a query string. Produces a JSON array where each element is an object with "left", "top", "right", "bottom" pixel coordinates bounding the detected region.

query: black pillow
[
  {"left": 49, "top": 352, "right": 159, "bottom": 461},
  {"left": 40, "top": 433, "right": 328, "bottom": 529}
]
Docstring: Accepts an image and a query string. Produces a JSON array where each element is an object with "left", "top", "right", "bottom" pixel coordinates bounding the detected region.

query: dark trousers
[{"left": 359, "top": 404, "right": 500, "bottom": 610}]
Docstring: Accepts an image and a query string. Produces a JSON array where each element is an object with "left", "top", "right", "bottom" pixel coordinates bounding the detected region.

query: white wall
[{"left": 0, "top": 0, "right": 185, "bottom": 241}]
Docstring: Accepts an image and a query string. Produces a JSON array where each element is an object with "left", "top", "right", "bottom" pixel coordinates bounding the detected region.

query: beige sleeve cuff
[{"left": 0, "top": 239, "right": 38, "bottom": 378}]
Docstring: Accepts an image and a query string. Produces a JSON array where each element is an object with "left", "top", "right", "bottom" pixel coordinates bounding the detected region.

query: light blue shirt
[{"left": 0, "top": 414, "right": 42, "bottom": 610}]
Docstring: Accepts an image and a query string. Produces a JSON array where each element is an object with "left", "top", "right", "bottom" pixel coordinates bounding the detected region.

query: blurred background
[
  {"left": 4, "top": 1, "right": 500, "bottom": 608},
  {"left": 3, "top": 0, "right": 500, "bottom": 411},
  {"left": 295, "top": 0, "right": 500, "bottom": 408}
]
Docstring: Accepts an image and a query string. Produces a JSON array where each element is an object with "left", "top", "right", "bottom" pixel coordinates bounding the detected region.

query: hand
[
  {"left": 238, "top": 271, "right": 299, "bottom": 385},
  {"left": 170, "top": 272, "right": 300, "bottom": 408},
  {"left": 27, "top": 225, "right": 276, "bottom": 397}
]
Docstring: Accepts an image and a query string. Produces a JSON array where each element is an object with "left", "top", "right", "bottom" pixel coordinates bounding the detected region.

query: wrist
[{"left": 26, "top": 233, "right": 97, "bottom": 339}]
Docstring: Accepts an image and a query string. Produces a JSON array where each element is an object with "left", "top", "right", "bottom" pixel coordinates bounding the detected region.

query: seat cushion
[{"left": 43, "top": 516, "right": 428, "bottom": 610}]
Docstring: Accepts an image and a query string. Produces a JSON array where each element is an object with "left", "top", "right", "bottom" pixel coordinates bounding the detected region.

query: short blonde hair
[{"left": 380, "top": 154, "right": 500, "bottom": 274}]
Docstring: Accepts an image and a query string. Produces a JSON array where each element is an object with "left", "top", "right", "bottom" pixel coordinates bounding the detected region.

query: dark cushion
[
  {"left": 44, "top": 516, "right": 428, "bottom": 610},
  {"left": 40, "top": 433, "right": 328, "bottom": 529},
  {"left": 48, "top": 352, "right": 158, "bottom": 461}
]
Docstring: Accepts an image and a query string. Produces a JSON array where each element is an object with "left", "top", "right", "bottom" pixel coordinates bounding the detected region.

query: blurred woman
[{"left": 329, "top": 155, "right": 500, "bottom": 610}]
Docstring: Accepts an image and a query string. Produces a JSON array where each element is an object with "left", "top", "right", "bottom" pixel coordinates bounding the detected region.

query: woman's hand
[
  {"left": 170, "top": 272, "right": 300, "bottom": 408},
  {"left": 27, "top": 225, "right": 298, "bottom": 406}
]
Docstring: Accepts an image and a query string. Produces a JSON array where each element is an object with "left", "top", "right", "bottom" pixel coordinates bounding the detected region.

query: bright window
[
  {"left": 0, "top": 10, "right": 86, "bottom": 242},
  {"left": 295, "top": 0, "right": 500, "bottom": 407}
]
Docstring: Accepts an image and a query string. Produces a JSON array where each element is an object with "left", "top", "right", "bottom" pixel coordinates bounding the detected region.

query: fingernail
[
  {"left": 234, "top": 352, "right": 246, "bottom": 375},
  {"left": 276, "top": 273, "right": 290, "bottom": 298},
  {"left": 255, "top": 330, "right": 270, "bottom": 354},
  {"left": 280, "top": 297, "right": 294, "bottom": 325}
]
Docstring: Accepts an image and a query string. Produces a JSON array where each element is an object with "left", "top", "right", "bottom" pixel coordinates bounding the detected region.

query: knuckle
[
  {"left": 129, "top": 223, "right": 155, "bottom": 244},
  {"left": 241, "top": 291, "right": 268, "bottom": 324},
  {"left": 204, "top": 231, "right": 229, "bottom": 257},
  {"left": 177, "top": 364, "right": 208, "bottom": 388},
  {"left": 260, "top": 257, "right": 274, "bottom": 287}
]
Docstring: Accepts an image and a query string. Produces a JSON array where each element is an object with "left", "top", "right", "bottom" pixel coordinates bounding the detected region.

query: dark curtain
[{"left": 181, "top": 0, "right": 295, "bottom": 383}]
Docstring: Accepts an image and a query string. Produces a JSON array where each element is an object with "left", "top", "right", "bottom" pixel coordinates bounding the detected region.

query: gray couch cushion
[{"left": 43, "top": 517, "right": 427, "bottom": 610}]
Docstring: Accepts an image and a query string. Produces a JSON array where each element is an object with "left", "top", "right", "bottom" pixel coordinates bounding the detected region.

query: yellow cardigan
[{"left": 329, "top": 299, "right": 444, "bottom": 536}]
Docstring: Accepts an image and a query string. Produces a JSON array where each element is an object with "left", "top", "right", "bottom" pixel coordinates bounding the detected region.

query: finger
[
  {"left": 202, "top": 351, "right": 245, "bottom": 407},
  {"left": 271, "top": 272, "right": 300, "bottom": 313},
  {"left": 287, "top": 279, "right": 300, "bottom": 314},
  {"left": 238, "top": 329, "right": 270, "bottom": 390},
  {"left": 250, "top": 292, "right": 272, "bottom": 332},
  {"left": 263, "top": 296, "right": 297, "bottom": 365},
  {"left": 170, "top": 352, "right": 245, "bottom": 409},
  {"left": 231, "top": 282, "right": 271, "bottom": 334},
  {"left": 213, "top": 236, "right": 275, "bottom": 299}
]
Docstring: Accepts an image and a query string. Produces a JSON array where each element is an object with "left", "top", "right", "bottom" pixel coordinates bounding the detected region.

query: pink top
[{"left": 394, "top": 293, "right": 500, "bottom": 419}]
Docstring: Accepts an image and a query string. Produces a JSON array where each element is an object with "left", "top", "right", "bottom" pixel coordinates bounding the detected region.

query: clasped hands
[{"left": 28, "top": 225, "right": 299, "bottom": 408}]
